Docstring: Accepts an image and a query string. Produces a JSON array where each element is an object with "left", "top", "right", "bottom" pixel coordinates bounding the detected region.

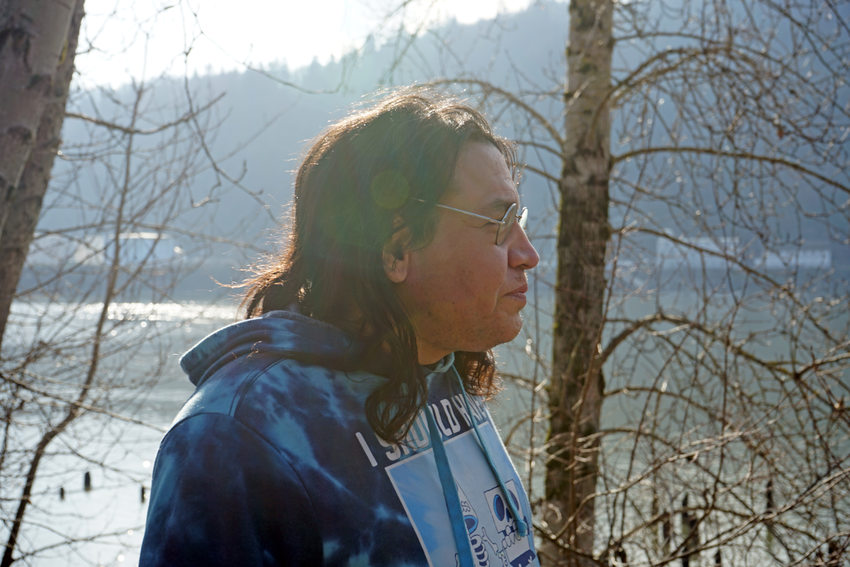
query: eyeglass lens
[{"left": 496, "top": 203, "right": 525, "bottom": 245}]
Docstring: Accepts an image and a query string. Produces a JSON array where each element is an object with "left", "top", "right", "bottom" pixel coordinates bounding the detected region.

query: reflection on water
[
  {"left": 80, "top": 301, "right": 237, "bottom": 323},
  {"left": 11, "top": 300, "right": 237, "bottom": 325}
]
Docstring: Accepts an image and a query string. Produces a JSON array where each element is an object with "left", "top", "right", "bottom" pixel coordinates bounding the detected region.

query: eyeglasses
[{"left": 417, "top": 200, "right": 529, "bottom": 245}]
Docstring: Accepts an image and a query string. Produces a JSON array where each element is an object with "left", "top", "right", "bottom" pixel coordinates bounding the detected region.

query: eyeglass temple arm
[{"left": 432, "top": 203, "right": 507, "bottom": 225}]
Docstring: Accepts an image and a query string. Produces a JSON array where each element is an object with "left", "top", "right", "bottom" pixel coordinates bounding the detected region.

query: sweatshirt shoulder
[
  {"left": 172, "top": 351, "right": 282, "bottom": 423},
  {"left": 172, "top": 353, "right": 382, "bottom": 452},
  {"left": 142, "top": 412, "right": 322, "bottom": 566}
]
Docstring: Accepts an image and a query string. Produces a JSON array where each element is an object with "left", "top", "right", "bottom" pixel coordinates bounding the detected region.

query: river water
[{"left": 5, "top": 301, "right": 238, "bottom": 567}]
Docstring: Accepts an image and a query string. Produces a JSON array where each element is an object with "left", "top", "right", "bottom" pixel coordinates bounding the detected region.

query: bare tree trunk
[
  {"left": 0, "top": 2, "right": 84, "bottom": 565},
  {"left": 0, "top": 0, "right": 83, "bottom": 349},
  {"left": 543, "top": 1, "right": 612, "bottom": 565}
]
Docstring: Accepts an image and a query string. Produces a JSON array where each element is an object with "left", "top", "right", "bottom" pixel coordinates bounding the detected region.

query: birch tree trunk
[
  {"left": 543, "top": 1, "right": 612, "bottom": 564},
  {"left": 0, "top": 0, "right": 84, "bottom": 350}
]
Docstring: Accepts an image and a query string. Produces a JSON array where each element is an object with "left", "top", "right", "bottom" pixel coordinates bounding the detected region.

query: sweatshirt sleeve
[{"left": 139, "top": 413, "right": 321, "bottom": 566}]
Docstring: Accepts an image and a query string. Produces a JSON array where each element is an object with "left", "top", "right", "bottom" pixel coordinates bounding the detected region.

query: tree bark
[
  {"left": 543, "top": 1, "right": 612, "bottom": 565},
  {"left": 0, "top": 0, "right": 83, "bottom": 351}
]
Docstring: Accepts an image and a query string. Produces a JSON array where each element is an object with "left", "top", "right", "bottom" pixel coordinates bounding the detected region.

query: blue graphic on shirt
[
  {"left": 482, "top": 483, "right": 537, "bottom": 567},
  {"left": 386, "top": 424, "right": 537, "bottom": 567}
]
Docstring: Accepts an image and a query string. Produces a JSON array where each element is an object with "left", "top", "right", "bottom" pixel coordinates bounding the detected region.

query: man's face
[{"left": 389, "top": 141, "right": 540, "bottom": 364}]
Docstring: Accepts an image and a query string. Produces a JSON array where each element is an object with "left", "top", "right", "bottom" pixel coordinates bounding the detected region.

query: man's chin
[{"left": 491, "top": 317, "right": 524, "bottom": 348}]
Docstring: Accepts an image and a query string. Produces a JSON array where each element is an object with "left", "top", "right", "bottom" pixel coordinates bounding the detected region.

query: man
[{"left": 140, "top": 89, "right": 540, "bottom": 566}]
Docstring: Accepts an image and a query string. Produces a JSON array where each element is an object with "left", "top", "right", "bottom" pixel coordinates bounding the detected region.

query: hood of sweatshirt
[{"left": 179, "top": 310, "right": 362, "bottom": 387}]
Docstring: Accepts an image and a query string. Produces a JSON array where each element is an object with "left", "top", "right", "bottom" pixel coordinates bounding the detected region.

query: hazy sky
[{"left": 75, "top": 0, "right": 536, "bottom": 87}]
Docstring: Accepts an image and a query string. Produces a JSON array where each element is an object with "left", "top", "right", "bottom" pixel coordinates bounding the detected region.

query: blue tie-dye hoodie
[{"left": 140, "top": 310, "right": 538, "bottom": 567}]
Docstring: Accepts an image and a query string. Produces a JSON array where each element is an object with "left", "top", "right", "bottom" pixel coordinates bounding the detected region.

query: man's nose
[{"left": 508, "top": 225, "right": 539, "bottom": 270}]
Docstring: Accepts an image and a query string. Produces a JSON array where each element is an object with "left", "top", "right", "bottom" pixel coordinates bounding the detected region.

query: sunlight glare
[{"left": 75, "top": 0, "right": 537, "bottom": 87}]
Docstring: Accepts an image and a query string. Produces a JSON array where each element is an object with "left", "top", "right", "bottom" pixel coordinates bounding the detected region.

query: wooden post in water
[{"left": 681, "top": 494, "right": 698, "bottom": 567}]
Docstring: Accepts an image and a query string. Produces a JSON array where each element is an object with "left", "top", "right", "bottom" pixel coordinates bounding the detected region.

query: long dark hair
[{"left": 242, "top": 88, "right": 514, "bottom": 443}]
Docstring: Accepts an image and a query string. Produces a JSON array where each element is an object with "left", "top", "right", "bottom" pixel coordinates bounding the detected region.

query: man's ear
[{"left": 382, "top": 226, "right": 410, "bottom": 284}]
